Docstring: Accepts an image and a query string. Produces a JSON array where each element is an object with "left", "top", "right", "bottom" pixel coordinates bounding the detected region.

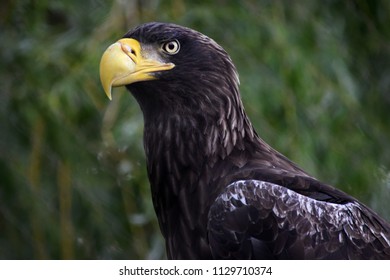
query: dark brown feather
[{"left": 119, "top": 22, "right": 390, "bottom": 259}]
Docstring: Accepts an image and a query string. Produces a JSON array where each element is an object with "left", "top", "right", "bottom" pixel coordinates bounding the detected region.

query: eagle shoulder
[{"left": 207, "top": 180, "right": 390, "bottom": 259}]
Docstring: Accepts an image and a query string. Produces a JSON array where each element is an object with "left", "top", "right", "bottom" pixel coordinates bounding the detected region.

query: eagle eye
[{"left": 161, "top": 40, "right": 180, "bottom": 55}]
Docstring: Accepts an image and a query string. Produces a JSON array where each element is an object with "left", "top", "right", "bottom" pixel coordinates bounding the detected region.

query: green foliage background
[{"left": 1, "top": 0, "right": 389, "bottom": 259}]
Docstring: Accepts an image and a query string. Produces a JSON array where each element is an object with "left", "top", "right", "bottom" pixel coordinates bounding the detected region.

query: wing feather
[{"left": 208, "top": 180, "right": 390, "bottom": 259}]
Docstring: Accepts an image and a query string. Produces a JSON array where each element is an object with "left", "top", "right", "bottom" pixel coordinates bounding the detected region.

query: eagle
[{"left": 99, "top": 22, "right": 390, "bottom": 259}]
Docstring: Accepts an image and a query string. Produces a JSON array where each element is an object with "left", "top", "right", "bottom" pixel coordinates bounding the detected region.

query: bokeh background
[{"left": 1, "top": 0, "right": 389, "bottom": 259}]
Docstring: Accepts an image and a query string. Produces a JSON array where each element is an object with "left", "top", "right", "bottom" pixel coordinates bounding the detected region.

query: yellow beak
[{"left": 99, "top": 38, "right": 175, "bottom": 100}]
